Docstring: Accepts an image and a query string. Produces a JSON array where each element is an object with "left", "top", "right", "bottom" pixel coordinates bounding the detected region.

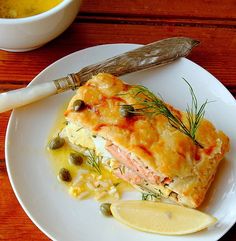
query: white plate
[{"left": 5, "top": 44, "right": 236, "bottom": 241}]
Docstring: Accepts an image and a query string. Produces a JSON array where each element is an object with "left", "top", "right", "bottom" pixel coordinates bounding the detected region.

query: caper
[
  {"left": 100, "top": 203, "right": 112, "bottom": 217},
  {"left": 73, "top": 99, "right": 85, "bottom": 112},
  {"left": 120, "top": 105, "right": 135, "bottom": 117},
  {"left": 48, "top": 136, "right": 65, "bottom": 150},
  {"left": 69, "top": 152, "right": 83, "bottom": 166},
  {"left": 58, "top": 168, "right": 72, "bottom": 182}
]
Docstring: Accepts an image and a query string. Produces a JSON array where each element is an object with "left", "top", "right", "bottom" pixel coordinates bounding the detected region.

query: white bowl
[{"left": 0, "top": 0, "right": 81, "bottom": 52}]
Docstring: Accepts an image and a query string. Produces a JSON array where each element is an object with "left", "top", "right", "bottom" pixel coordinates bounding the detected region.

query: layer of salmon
[
  {"left": 106, "top": 142, "right": 172, "bottom": 186},
  {"left": 112, "top": 164, "right": 143, "bottom": 185}
]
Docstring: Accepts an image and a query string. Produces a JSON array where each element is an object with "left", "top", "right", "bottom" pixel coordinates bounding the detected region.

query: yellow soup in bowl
[{"left": 0, "top": 0, "right": 63, "bottom": 18}]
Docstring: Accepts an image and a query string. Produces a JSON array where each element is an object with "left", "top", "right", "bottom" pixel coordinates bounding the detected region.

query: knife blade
[{"left": 0, "top": 37, "right": 199, "bottom": 113}]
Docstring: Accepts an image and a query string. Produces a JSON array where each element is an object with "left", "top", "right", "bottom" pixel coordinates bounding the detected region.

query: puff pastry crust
[{"left": 65, "top": 73, "right": 230, "bottom": 208}]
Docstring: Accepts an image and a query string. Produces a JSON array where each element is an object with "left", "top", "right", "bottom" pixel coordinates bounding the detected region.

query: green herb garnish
[
  {"left": 125, "top": 79, "right": 208, "bottom": 148},
  {"left": 114, "top": 182, "right": 121, "bottom": 187},
  {"left": 141, "top": 192, "right": 161, "bottom": 201},
  {"left": 76, "top": 127, "right": 83, "bottom": 132},
  {"left": 86, "top": 149, "right": 102, "bottom": 174},
  {"left": 118, "top": 165, "right": 126, "bottom": 175}
]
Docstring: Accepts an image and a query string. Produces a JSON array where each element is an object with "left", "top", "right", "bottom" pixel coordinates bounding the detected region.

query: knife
[{"left": 0, "top": 37, "right": 199, "bottom": 113}]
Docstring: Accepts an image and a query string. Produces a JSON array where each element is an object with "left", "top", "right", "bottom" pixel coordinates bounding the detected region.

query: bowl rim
[{"left": 0, "top": 0, "right": 74, "bottom": 24}]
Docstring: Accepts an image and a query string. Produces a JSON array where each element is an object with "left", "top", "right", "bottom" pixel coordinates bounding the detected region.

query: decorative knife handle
[
  {"left": 0, "top": 74, "right": 78, "bottom": 113},
  {"left": 0, "top": 37, "right": 199, "bottom": 113}
]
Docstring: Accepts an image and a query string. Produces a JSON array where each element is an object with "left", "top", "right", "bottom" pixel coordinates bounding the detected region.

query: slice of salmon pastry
[{"left": 63, "top": 73, "right": 230, "bottom": 208}]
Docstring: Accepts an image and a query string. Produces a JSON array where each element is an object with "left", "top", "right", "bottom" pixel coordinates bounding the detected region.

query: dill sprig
[
  {"left": 126, "top": 79, "right": 208, "bottom": 148},
  {"left": 184, "top": 79, "right": 208, "bottom": 146},
  {"left": 138, "top": 183, "right": 163, "bottom": 201},
  {"left": 141, "top": 191, "right": 161, "bottom": 201},
  {"left": 86, "top": 149, "right": 102, "bottom": 174}
]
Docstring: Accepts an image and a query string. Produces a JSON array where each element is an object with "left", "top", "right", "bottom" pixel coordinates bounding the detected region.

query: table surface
[{"left": 0, "top": 0, "right": 236, "bottom": 240}]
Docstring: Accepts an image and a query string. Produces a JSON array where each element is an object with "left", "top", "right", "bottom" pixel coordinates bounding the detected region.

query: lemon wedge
[{"left": 110, "top": 200, "right": 217, "bottom": 235}]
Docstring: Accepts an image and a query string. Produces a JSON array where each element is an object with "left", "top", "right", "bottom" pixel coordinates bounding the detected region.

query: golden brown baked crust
[{"left": 65, "top": 73, "right": 230, "bottom": 208}]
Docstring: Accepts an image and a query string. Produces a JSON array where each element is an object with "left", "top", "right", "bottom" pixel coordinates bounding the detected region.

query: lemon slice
[{"left": 110, "top": 200, "right": 217, "bottom": 235}]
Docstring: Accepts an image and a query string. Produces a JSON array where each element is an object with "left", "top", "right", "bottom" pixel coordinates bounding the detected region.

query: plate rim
[{"left": 5, "top": 43, "right": 236, "bottom": 241}]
